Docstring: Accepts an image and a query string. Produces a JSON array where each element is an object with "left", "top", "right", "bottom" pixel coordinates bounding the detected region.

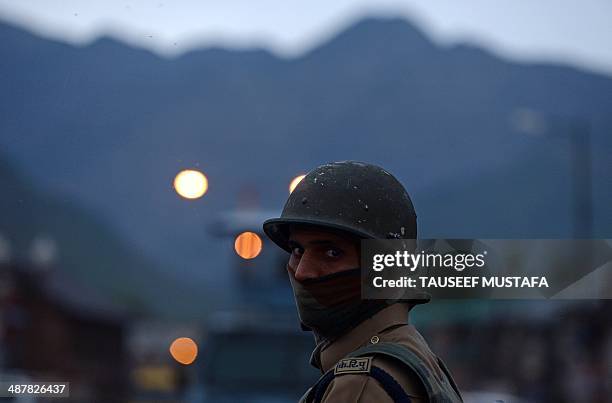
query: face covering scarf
[{"left": 287, "top": 266, "right": 388, "bottom": 342}]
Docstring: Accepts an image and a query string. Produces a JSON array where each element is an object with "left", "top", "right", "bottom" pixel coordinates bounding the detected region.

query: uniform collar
[{"left": 310, "top": 302, "right": 412, "bottom": 372}]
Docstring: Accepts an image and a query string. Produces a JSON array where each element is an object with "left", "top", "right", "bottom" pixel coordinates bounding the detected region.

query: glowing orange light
[
  {"left": 173, "top": 170, "right": 208, "bottom": 199},
  {"left": 289, "top": 174, "right": 306, "bottom": 194},
  {"left": 234, "top": 231, "right": 263, "bottom": 259},
  {"left": 169, "top": 337, "right": 198, "bottom": 365}
]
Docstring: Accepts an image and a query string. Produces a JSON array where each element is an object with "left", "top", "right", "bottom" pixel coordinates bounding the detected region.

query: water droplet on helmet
[
  {"left": 301, "top": 197, "right": 308, "bottom": 205},
  {"left": 364, "top": 204, "right": 369, "bottom": 211},
  {"left": 400, "top": 227, "right": 405, "bottom": 235}
]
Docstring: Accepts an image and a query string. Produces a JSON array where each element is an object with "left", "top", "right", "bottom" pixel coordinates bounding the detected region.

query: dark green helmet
[{"left": 263, "top": 161, "right": 417, "bottom": 252}]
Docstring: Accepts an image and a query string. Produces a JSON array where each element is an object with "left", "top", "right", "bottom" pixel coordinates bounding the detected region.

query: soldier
[{"left": 263, "top": 161, "right": 462, "bottom": 403}]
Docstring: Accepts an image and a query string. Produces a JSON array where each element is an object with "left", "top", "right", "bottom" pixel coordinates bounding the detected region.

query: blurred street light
[
  {"left": 234, "top": 231, "right": 262, "bottom": 260},
  {"left": 511, "top": 108, "right": 592, "bottom": 237},
  {"left": 289, "top": 174, "right": 305, "bottom": 193},
  {"left": 566, "top": 119, "right": 593, "bottom": 238},
  {"left": 173, "top": 169, "right": 208, "bottom": 199},
  {"left": 29, "top": 236, "right": 57, "bottom": 267},
  {"left": 169, "top": 337, "right": 198, "bottom": 365},
  {"left": 510, "top": 108, "right": 548, "bottom": 136}
]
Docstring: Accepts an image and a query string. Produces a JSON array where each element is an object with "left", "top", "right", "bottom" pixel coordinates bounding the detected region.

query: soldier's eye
[{"left": 326, "top": 248, "right": 342, "bottom": 258}]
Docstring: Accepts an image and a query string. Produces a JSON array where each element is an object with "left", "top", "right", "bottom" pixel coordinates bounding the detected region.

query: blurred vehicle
[
  {"left": 199, "top": 311, "right": 319, "bottom": 403},
  {"left": 197, "top": 209, "right": 320, "bottom": 402}
]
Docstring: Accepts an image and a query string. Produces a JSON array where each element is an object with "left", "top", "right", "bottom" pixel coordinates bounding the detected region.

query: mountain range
[{"left": 1, "top": 17, "right": 610, "bottom": 316}]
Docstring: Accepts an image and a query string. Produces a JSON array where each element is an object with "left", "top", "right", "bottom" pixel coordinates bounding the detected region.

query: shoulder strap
[
  {"left": 436, "top": 356, "right": 463, "bottom": 400},
  {"left": 298, "top": 386, "right": 314, "bottom": 403},
  {"left": 348, "top": 342, "right": 462, "bottom": 403},
  {"left": 303, "top": 358, "right": 413, "bottom": 403}
]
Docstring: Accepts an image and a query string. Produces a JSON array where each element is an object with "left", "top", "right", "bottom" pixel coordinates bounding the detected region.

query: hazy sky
[{"left": 1, "top": 0, "right": 611, "bottom": 75}]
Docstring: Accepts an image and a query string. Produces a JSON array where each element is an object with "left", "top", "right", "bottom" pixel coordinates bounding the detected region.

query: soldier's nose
[{"left": 293, "top": 259, "right": 321, "bottom": 282}]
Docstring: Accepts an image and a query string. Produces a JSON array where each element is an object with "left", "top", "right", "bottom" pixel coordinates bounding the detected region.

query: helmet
[{"left": 263, "top": 161, "right": 417, "bottom": 252}]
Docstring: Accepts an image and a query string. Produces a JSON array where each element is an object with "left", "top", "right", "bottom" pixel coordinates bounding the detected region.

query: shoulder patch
[{"left": 334, "top": 357, "right": 373, "bottom": 375}]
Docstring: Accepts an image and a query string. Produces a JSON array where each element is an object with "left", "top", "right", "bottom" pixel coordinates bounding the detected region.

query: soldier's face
[{"left": 287, "top": 226, "right": 360, "bottom": 282}]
